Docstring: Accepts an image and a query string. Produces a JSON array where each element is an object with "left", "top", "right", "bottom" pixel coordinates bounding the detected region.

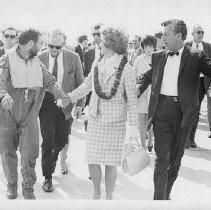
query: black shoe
[
  {"left": 84, "top": 120, "right": 88, "bottom": 131},
  {"left": 208, "top": 131, "right": 211, "bottom": 138},
  {"left": 6, "top": 183, "right": 17, "bottom": 199},
  {"left": 147, "top": 145, "right": 153, "bottom": 152},
  {"left": 61, "top": 166, "right": 68, "bottom": 175},
  {"left": 190, "top": 140, "right": 197, "bottom": 148},
  {"left": 42, "top": 178, "right": 54, "bottom": 192}
]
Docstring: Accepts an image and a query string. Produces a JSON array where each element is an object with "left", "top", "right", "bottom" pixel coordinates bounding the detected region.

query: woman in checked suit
[{"left": 68, "top": 27, "right": 138, "bottom": 200}]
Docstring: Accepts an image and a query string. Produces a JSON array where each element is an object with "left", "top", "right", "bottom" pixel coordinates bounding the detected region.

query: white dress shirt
[
  {"left": 49, "top": 51, "right": 64, "bottom": 88},
  {"left": 160, "top": 47, "right": 184, "bottom": 96}
]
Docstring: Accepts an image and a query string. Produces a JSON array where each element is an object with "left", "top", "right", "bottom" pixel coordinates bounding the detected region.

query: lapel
[
  {"left": 155, "top": 51, "right": 168, "bottom": 89},
  {"left": 41, "top": 52, "right": 49, "bottom": 69},
  {"left": 62, "top": 50, "right": 68, "bottom": 86},
  {"left": 179, "top": 45, "right": 190, "bottom": 75},
  {"left": 103, "top": 55, "right": 120, "bottom": 85},
  {"left": 202, "top": 42, "right": 208, "bottom": 56}
]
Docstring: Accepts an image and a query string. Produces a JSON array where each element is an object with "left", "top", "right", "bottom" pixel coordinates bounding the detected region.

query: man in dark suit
[
  {"left": 137, "top": 19, "right": 211, "bottom": 200},
  {"left": 83, "top": 24, "right": 102, "bottom": 131},
  {"left": 0, "top": 27, "right": 18, "bottom": 57},
  {"left": 75, "top": 35, "right": 88, "bottom": 67},
  {"left": 185, "top": 25, "right": 211, "bottom": 148},
  {"left": 39, "top": 29, "right": 84, "bottom": 192},
  {"left": 128, "top": 35, "right": 143, "bottom": 66}
]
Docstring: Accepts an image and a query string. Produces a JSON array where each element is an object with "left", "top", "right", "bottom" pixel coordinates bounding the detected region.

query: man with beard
[
  {"left": 0, "top": 29, "right": 70, "bottom": 200},
  {"left": 39, "top": 29, "right": 84, "bottom": 192}
]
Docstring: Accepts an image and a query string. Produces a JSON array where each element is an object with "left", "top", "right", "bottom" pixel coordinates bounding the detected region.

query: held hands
[
  {"left": 57, "top": 96, "right": 71, "bottom": 108},
  {"left": 1, "top": 94, "right": 14, "bottom": 110}
]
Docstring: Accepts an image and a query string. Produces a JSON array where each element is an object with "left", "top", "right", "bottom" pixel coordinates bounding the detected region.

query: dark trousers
[
  {"left": 153, "top": 95, "right": 190, "bottom": 200},
  {"left": 39, "top": 92, "right": 71, "bottom": 178},
  {"left": 188, "top": 77, "right": 206, "bottom": 141}
]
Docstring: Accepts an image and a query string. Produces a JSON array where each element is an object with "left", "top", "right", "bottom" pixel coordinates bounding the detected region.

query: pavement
[{"left": 0, "top": 100, "right": 211, "bottom": 209}]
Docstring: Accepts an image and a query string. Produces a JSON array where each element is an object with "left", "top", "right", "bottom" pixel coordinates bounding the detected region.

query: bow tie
[{"left": 168, "top": 51, "right": 179, "bottom": 56}]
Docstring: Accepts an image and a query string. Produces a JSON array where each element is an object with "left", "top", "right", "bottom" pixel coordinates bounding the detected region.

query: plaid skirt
[{"left": 85, "top": 115, "right": 126, "bottom": 166}]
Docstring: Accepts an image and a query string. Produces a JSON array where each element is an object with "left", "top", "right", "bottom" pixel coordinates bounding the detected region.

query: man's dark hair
[
  {"left": 161, "top": 19, "right": 187, "bottom": 40},
  {"left": 18, "top": 29, "right": 41, "bottom": 45},
  {"left": 78, "top": 35, "right": 88, "bottom": 43},
  {"left": 155, "top": 31, "right": 163, "bottom": 39},
  {"left": 93, "top": 23, "right": 103, "bottom": 30},
  {"left": 3, "top": 27, "right": 18, "bottom": 36}
]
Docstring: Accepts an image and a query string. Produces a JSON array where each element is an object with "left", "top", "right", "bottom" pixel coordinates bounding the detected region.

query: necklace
[{"left": 94, "top": 55, "right": 127, "bottom": 100}]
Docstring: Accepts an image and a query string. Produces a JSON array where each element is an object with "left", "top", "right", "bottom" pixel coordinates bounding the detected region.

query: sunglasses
[
  {"left": 48, "top": 44, "right": 62, "bottom": 50},
  {"left": 196, "top": 31, "right": 204, "bottom": 35},
  {"left": 4, "top": 34, "right": 16, "bottom": 39},
  {"left": 92, "top": 32, "right": 101, "bottom": 37}
]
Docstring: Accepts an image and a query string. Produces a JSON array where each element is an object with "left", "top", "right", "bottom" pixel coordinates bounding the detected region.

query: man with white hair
[
  {"left": 39, "top": 29, "right": 84, "bottom": 192},
  {"left": 186, "top": 25, "right": 211, "bottom": 148}
]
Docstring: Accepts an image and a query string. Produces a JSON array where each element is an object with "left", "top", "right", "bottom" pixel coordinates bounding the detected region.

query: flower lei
[{"left": 94, "top": 55, "right": 127, "bottom": 100}]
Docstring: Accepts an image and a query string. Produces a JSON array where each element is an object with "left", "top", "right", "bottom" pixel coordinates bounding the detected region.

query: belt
[{"left": 160, "top": 94, "right": 179, "bottom": 102}]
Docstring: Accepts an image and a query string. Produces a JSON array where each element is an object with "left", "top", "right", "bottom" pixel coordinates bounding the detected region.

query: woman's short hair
[
  {"left": 101, "top": 27, "right": 128, "bottom": 55},
  {"left": 141, "top": 35, "right": 157, "bottom": 50}
]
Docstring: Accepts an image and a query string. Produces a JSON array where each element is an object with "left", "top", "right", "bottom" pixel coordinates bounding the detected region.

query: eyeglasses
[
  {"left": 48, "top": 44, "right": 62, "bottom": 50},
  {"left": 4, "top": 34, "right": 16, "bottom": 39},
  {"left": 196, "top": 31, "right": 204, "bottom": 35},
  {"left": 92, "top": 33, "right": 101, "bottom": 37}
]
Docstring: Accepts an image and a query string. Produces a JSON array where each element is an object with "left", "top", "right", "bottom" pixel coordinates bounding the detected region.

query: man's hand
[
  {"left": 74, "top": 106, "right": 82, "bottom": 119},
  {"left": 1, "top": 94, "right": 14, "bottom": 110}
]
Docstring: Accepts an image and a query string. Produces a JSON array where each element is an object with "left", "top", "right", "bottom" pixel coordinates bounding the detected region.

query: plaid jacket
[{"left": 69, "top": 56, "right": 138, "bottom": 126}]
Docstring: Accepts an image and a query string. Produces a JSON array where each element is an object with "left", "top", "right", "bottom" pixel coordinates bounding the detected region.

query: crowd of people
[{"left": 0, "top": 19, "right": 211, "bottom": 200}]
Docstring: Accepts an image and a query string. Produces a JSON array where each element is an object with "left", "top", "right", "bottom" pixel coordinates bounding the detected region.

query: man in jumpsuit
[{"left": 0, "top": 29, "right": 70, "bottom": 199}]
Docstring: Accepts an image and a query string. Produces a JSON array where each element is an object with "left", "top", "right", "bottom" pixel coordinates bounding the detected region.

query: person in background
[
  {"left": 128, "top": 35, "right": 143, "bottom": 66},
  {"left": 0, "top": 27, "right": 18, "bottom": 56},
  {"left": 155, "top": 31, "right": 164, "bottom": 50},
  {"left": 134, "top": 35, "right": 157, "bottom": 152},
  {"left": 68, "top": 26, "right": 138, "bottom": 200},
  {"left": 75, "top": 35, "right": 88, "bottom": 67},
  {"left": 185, "top": 25, "right": 211, "bottom": 148}
]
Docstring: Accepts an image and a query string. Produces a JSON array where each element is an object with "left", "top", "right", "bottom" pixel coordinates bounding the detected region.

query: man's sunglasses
[
  {"left": 196, "top": 31, "right": 204, "bottom": 35},
  {"left": 4, "top": 34, "right": 16, "bottom": 39},
  {"left": 92, "top": 32, "right": 101, "bottom": 37},
  {"left": 48, "top": 44, "right": 62, "bottom": 50}
]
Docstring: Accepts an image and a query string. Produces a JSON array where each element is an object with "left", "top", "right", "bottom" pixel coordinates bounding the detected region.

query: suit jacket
[
  {"left": 138, "top": 45, "right": 211, "bottom": 129},
  {"left": 0, "top": 47, "right": 5, "bottom": 57},
  {"left": 84, "top": 48, "right": 95, "bottom": 77},
  {"left": 68, "top": 55, "right": 138, "bottom": 125},
  {"left": 39, "top": 49, "right": 85, "bottom": 120},
  {"left": 186, "top": 41, "right": 211, "bottom": 90},
  {"left": 75, "top": 44, "right": 84, "bottom": 64},
  {"left": 128, "top": 47, "right": 143, "bottom": 66}
]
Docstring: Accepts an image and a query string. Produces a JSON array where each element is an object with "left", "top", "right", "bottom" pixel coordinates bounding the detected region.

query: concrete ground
[{"left": 0, "top": 100, "right": 211, "bottom": 209}]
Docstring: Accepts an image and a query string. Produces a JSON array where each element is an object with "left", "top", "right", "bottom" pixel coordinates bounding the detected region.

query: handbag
[{"left": 122, "top": 139, "right": 150, "bottom": 176}]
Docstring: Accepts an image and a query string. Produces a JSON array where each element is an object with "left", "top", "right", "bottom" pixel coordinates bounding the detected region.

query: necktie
[
  {"left": 52, "top": 56, "right": 58, "bottom": 79},
  {"left": 168, "top": 51, "right": 179, "bottom": 56},
  {"left": 196, "top": 44, "right": 199, "bottom": 49}
]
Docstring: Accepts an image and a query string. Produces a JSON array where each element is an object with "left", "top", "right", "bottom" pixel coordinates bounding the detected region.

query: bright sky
[{"left": 0, "top": 0, "right": 211, "bottom": 45}]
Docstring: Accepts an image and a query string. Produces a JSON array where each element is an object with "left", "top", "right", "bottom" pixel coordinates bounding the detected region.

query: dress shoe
[
  {"left": 6, "top": 183, "right": 17, "bottom": 199},
  {"left": 190, "top": 140, "right": 197, "bottom": 148},
  {"left": 208, "top": 131, "right": 211, "bottom": 138},
  {"left": 42, "top": 178, "right": 54, "bottom": 192},
  {"left": 22, "top": 188, "right": 36, "bottom": 199},
  {"left": 147, "top": 145, "right": 153, "bottom": 152}
]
